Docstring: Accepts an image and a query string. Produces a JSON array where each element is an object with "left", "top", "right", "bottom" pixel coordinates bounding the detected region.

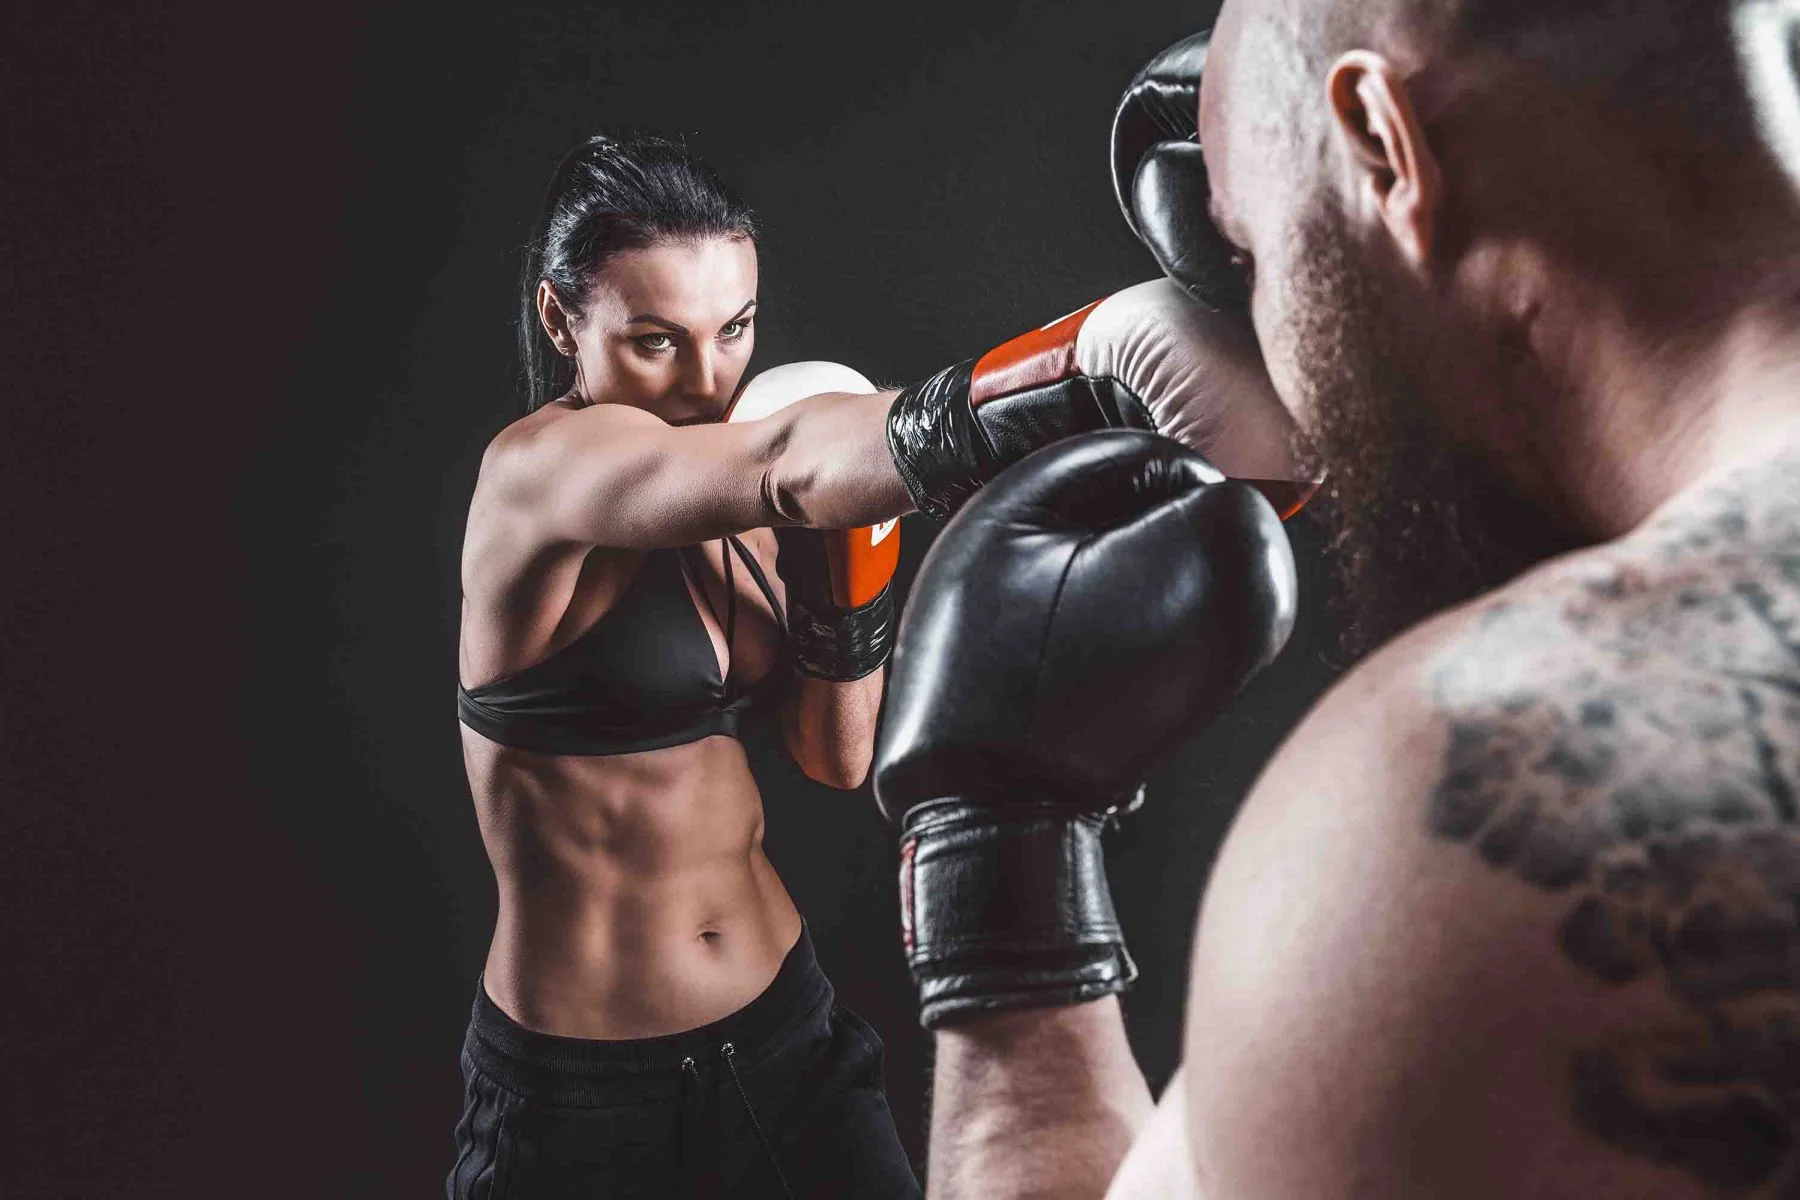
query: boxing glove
[
  {"left": 1110, "top": 30, "right": 1249, "bottom": 314},
  {"left": 873, "top": 431, "right": 1298, "bottom": 1029},
  {"left": 730, "top": 362, "right": 901, "bottom": 681},
  {"left": 885, "top": 279, "right": 1307, "bottom": 521}
]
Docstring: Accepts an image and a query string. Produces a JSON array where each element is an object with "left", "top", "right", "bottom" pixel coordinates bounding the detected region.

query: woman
[{"left": 448, "top": 135, "right": 919, "bottom": 1199}]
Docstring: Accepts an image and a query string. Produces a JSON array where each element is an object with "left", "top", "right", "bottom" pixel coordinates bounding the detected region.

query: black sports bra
[{"left": 457, "top": 536, "right": 787, "bottom": 756}]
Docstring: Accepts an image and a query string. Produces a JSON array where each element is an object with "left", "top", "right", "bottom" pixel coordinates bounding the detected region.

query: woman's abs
[{"left": 466, "top": 732, "right": 803, "bottom": 1040}]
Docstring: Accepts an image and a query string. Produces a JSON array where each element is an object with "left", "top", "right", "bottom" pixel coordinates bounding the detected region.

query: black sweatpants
[{"left": 447, "top": 928, "right": 921, "bottom": 1199}]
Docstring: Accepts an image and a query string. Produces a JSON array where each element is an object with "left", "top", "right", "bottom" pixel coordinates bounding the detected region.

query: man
[{"left": 877, "top": 2, "right": 1800, "bottom": 1196}]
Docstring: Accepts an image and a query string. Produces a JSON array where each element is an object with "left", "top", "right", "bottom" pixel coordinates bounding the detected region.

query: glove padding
[
  {"left": 875, "top": 430, "right": 1298, "bottom": 1028},
  {"left": 1111, "top": 30, "right": 1249, "bottom": 314},
  {"left": 730, "top": 362, "right": 901, "bottom": 681},
  {"left": 887, "top": 279, "right": 1301, "bottom": 521}
]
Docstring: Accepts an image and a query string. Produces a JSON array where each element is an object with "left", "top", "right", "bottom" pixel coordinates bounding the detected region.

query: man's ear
[
  {"left": 1325, "top": 51, "right": 1442, "bottom": 271},
  {"left": 536, "top": 280, "right": 579, "bottom": 357}
]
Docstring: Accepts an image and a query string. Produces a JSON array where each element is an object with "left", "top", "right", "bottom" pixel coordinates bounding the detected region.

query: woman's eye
[
  {"left": 720, "top": 319, "right": 752, "bottom": 341},
  {"left": 636, "top": 334, "right": 674, "bottom": 352}
]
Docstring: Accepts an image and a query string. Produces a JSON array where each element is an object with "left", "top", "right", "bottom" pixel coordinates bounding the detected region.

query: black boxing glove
[
  {"left": 1110, "top": 31, "right": 1249, "bottom": 314},
  {"left": 873, "top": 431, "right": 1298, "bottom": 1029}
]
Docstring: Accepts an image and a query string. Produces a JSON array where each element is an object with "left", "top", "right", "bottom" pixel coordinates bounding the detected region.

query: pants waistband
[{"left": 463, "top": 926, "right": 832, "bottom": 1106}]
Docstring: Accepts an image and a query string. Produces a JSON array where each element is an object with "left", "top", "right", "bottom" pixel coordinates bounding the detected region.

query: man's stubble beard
[{"left": 1280, "top": 207, "right": 1576, "bottom": 661}]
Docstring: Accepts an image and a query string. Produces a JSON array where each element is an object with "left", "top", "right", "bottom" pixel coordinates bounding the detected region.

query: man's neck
[{"left": 1547, "top": 282, "right": 1800, "bottom": 539}]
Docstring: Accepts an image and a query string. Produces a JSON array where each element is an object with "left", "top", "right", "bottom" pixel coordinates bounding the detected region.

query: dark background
[{"left": 4, "top": 0, "right": 1343, "bottom": 1194}]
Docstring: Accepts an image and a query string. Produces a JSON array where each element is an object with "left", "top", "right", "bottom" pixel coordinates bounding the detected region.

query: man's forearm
[{"left": 928, "top": 999, "right": 1154, "bottom": 1200}]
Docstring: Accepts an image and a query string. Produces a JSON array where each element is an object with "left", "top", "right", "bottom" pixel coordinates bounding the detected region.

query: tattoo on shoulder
[{"left": 1425, "top": 464, "right": 1800, "bottom": 1194}]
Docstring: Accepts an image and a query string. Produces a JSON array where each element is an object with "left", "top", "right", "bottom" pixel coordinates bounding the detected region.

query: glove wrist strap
[
  {"left": 788, "top": 583, "right": 894, "bottom": 682},
  {"left": 885, "top": 359, "right": 1155, "bottom": 521},
  {"left": 898, "top": 801, "right": 1136, "bottom": 1030},
  {"left": 885, "top": 360, "right": 986, "bottom": 520}
]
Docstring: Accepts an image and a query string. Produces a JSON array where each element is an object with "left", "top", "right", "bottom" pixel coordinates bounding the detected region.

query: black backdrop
[{"left": 4, "top": 1, "right": 1343, "bottom": 1194}]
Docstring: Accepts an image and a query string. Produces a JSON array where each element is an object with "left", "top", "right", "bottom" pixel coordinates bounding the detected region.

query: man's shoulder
[
  {"left": 1347, "top": 434, "right": 1800, "bottom": 761},
  {"left": 1418, "top": 446, "right": 1800, "bottom": 830},
  {"left": 1322, "top": 463, "right": 1800, "bottom": 884},
  {"left": 1184, "top": 456, "right": 1800, "bottom": 1197}
]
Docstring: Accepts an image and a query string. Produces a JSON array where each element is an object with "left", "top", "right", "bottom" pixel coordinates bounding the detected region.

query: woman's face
[{"left": 552, "top": 236, "right": 759, "bottom": 425}]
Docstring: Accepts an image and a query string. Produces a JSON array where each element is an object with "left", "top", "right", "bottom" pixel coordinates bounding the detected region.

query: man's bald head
[
  {"left": 1233, "top": 0, "right": 1762, "bottom": 126},
  {"left": 1209, "top": 0, "right": 1789, "bottom": 299},
  {"left": 1199, "top": 0, "right": 1800, "bottom": 655}
]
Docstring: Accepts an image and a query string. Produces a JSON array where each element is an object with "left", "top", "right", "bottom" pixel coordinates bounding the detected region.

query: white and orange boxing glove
[
  {"left": 885, "top": 278, "right": 1315, "bottom": 521},
  {"left": 730, "top": 362, "right": 900, "bottom": 681}
]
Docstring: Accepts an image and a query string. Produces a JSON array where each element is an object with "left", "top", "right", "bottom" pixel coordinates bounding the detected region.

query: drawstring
[
  {"left": 675, "top": 1044, "right": 794, "bottom": 1199},
  {"left": 721, "top": 1042, "right": 795, "bottom": 1200},
  {"left": 678, "top": 1055, "right": 704, "bottom": 1198}
]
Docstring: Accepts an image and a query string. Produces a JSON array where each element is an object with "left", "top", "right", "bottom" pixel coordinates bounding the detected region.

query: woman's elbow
[{"left": 799, "top": 748, "right": 872, "bottom": 792}]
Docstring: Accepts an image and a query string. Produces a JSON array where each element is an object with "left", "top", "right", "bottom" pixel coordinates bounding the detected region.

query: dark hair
[{"left": 518, "top": 134, "right": 760, "bottom": 412}]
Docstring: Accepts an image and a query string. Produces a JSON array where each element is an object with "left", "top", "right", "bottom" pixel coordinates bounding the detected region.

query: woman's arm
[
  {"left": 479, "top": 389, "right": 911, "bottom": 552},
  {"left": 768, "top": 511, "right": 900, "bottom": 790},
  {"left": 783, "top": 670, "right": 885, "bottom": 790}
]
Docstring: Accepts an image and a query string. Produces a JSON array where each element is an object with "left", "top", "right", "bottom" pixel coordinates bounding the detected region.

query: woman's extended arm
[{"left": 478, "top": 388, "right": 911, "bottom": 553}]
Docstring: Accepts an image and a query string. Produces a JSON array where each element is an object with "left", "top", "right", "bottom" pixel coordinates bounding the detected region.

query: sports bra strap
[
  {"left": 726, "top": 534, "right": 784, "bottom": 626},
  {"left": 678, "top": 536, "right": 787, "bottom": 699}
]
